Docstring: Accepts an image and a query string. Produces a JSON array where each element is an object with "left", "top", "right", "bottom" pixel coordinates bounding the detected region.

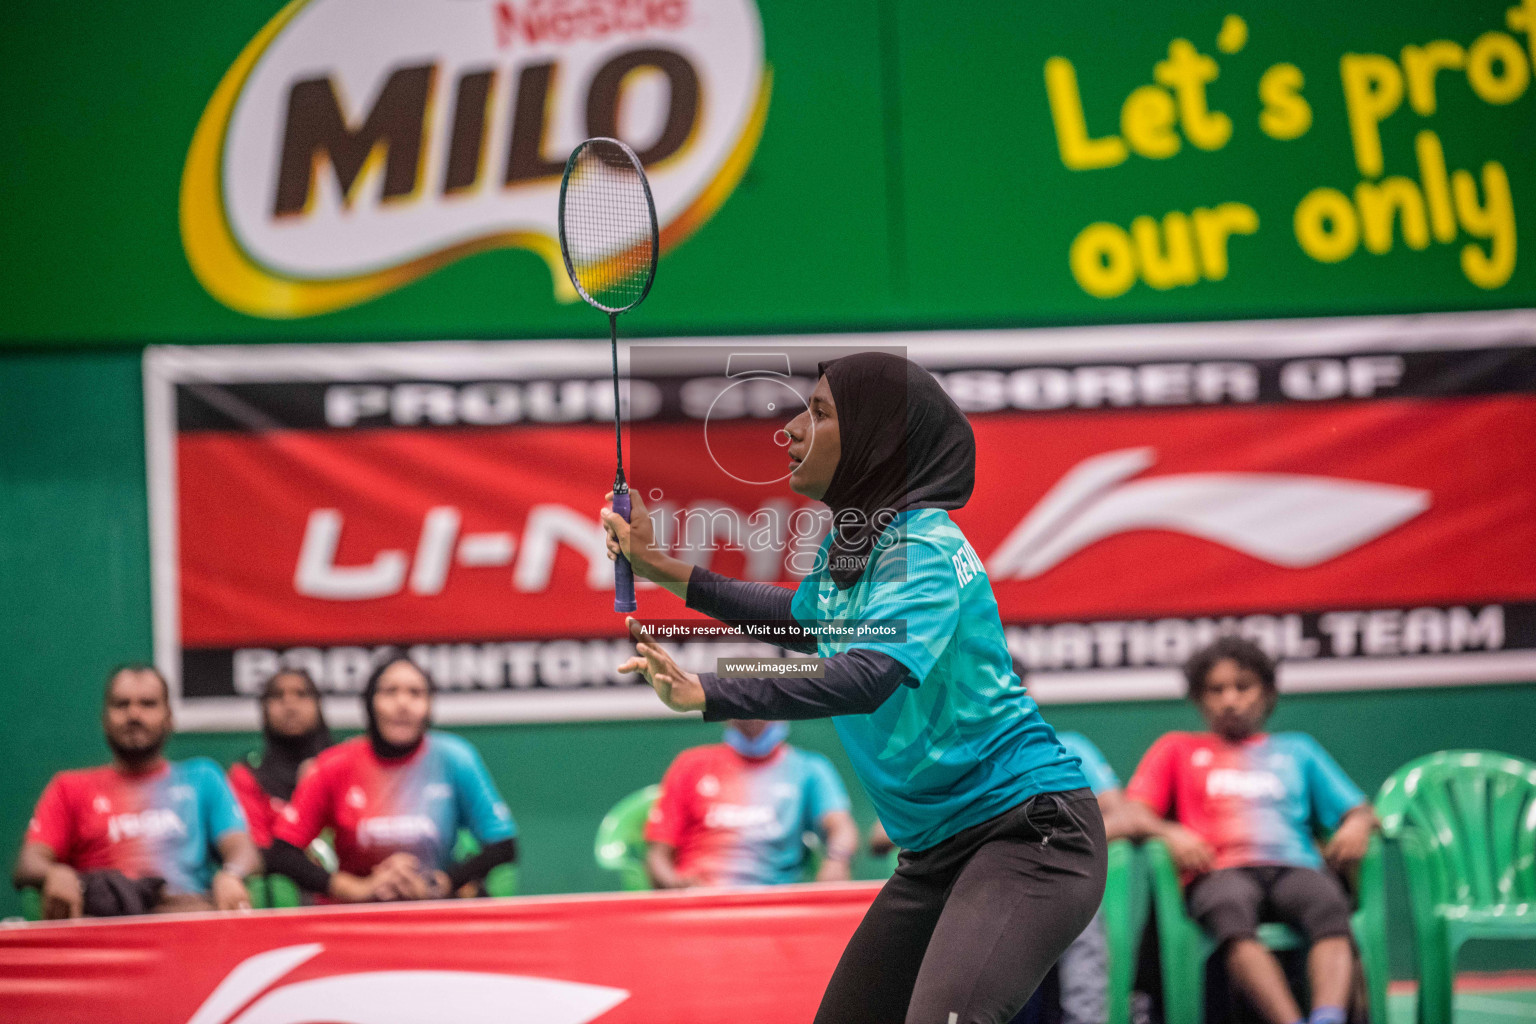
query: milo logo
[{"left": 181, "top": 0, "right": 769, "bottom": 317}]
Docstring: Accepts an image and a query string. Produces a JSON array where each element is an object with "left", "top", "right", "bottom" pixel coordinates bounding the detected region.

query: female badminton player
[{"left": 601, "top": 352, "right": 1106, "bottom": 1024}]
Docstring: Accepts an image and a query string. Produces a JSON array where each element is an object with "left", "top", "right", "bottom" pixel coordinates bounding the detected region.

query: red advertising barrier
[
  {"left": 0, "top": 884, "right": 878, "bottom": 1023},
  {"left": 144, "top": 313, "right": 1536, "bottom": 726},
  {"left": 172, "top": 396, "right": 1536, "bottom": 641}
]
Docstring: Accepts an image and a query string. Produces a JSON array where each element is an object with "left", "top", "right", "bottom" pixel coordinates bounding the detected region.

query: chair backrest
[
  {"left": 1376, "top": 749, "right": 1536, "bottom": 909},
  {"left": 594, "top": 784, "right": 661, "bottom": 891}
]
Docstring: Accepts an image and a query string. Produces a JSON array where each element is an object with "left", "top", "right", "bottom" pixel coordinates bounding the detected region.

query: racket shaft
[{"left": 612, "top": 491, "right": 637, "bottom": 612}]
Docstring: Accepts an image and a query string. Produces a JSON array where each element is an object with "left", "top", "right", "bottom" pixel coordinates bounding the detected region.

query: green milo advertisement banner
[{"left": 2, "top": 0, "right": 1534, "bottom": 345}]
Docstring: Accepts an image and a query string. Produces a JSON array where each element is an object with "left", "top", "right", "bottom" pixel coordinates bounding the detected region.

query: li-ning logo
[
  {"left": 180, "top": 0, "right": 769, "bottom": 318},
  {"left": 988, "top": 447, "right": 1431, "bottom": 579},
  {"left": 184, "top": 944, "right": 628, "bottom": 1024}
]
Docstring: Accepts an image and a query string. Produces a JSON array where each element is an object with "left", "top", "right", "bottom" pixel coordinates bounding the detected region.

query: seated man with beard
[
  {"left": 12, "top": 665, "right": 260, "bottom": 918},
  {"left": 263, "top": 657, "right": 517, "bottom": 902}
]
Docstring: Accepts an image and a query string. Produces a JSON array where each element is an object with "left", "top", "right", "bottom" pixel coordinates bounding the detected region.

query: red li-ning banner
[
  {"left": 145, "top": 312, "right": 1536, "bottom": 728},
  {"left": 0, "top": 885, "right": 875, "bottom": 1023}
]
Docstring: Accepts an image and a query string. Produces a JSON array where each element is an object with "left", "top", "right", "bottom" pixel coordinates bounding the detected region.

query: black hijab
[
  {"left": 251, "top": 669, "right": 332, "bottom": 801},
  {"left": 363, "top": 656, "right": 433, "bottom": 760},
  {"left": 816, "top": 353, "right": 975, "bottom": 588}
]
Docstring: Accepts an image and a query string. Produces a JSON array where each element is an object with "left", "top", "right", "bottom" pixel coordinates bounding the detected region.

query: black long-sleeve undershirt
[
  {"left": 698, "top": 646, "right": 912, "bottom": 721},
  {"left": 684, "top": 566, "right": 914, "bottom": 719},
  {"left": 685, "top": 566, "right": 817, "bottom": 653},
  {"left": 263, "top": 838, "right": 330, "bottom": 894},
  {"left": 445, "top": 838, "right": 517, "bottom": 891},
  {"left": 262, "top": 837, "right": 518, "bottom": 895}
]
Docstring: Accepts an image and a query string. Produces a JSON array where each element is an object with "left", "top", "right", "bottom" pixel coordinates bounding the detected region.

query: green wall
[{"left": 3, "top": 347, "right": 1533, "bottom": 977}]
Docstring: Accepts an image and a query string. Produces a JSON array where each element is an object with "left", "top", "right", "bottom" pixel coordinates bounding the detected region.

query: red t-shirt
[
  {"left": 644, "top": 744, "right": 849, "bottom": 887},
  {"left": 24, "top": 759, "right": 247, "bottom": 895},
  {"left": 272, "top": 734, "right": 513, "bottom": 878},
  {"left": 1126, "top": 731, "right": 1365, "bottom": 875}
]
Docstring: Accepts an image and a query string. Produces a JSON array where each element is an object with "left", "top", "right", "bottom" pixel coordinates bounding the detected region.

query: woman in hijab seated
[
  {"left": 227, "top": 668, "right": 333, "bottom": 851},
  {"left": 602, "top": 352, "right": 1106, "bottom": 1024},
  {"left": 261, "top": 657, "right": 518, "bottom": 903}
]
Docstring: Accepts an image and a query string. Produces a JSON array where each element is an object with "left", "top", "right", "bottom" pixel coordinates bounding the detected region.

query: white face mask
[{"left": 723, "top": 721, "right": 789, "bottom": 758}]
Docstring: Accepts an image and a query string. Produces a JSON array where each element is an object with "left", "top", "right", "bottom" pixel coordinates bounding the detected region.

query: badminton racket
[{"left": 557, "top": 137, "right": 659, "bottom": 613}]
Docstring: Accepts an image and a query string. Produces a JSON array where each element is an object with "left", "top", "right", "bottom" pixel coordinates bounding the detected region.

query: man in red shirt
[
  {"left": 1123, "top": 638, "right": 1376, "bottom": 1024},
  {"left": 645, "top": 720, "right": 858, "bottom": 889},
  {"left": 12, "top": 665, "right": 260, "bottom": 918}
]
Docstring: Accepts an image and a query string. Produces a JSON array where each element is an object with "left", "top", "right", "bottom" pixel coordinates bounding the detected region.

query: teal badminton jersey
[{"left": 791, "top": 508, "right": 1087, "bottom": 850}]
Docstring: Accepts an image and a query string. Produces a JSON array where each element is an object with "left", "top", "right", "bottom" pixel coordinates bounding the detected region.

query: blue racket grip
[{"left": 612, "top": 491, "right": 637, "bottom": 613}]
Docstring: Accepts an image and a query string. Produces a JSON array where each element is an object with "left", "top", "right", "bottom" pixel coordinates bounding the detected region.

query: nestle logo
[{"left": 492, "top": 0, "right": 690, "bottom": 50}]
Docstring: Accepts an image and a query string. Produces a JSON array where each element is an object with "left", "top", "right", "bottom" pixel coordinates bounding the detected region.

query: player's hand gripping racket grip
[{"left": 612, "top": 489, "right": 637, "bottom": 613}]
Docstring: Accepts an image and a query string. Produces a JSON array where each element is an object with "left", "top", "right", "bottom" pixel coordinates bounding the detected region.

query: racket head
[{"left": 558, "top": 138, "right": 659, "bottom": 314}]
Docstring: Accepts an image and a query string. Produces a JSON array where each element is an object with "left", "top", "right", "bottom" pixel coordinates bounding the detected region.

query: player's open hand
[
  {"left": 601, "top": 489, "right": 659, "bottom": 579},
  {"left": 618, "top": 617, "right": 706, "bottom": 713}
]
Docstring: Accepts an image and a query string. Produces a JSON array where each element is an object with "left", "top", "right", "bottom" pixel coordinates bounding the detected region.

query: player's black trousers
[{"left": 814, "top": 788, "right": 1107, "bottom": 1024}]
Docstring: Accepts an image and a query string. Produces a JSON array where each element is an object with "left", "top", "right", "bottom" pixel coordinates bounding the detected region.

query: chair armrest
[
  {"left": 1144, "top": 839, "right": 1184, "bottom": 919},
  {"left": 484, "top": 863, "right": 518, "bottom": 898},
  {"left": 244, "top": 874, "right": 269, "bottom": 910},
  {"left": 1102, "top": 840, "right": 1149, "bottom": 1024},
  {"left": 1146, "top": 839, "right": 1209, "bottom": 952},
  {"left": 18, "top": 886, "right": 42, "bottom": 922}
]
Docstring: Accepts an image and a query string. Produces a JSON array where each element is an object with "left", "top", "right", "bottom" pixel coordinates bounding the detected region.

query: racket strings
[{"left": 562, "top": 143, "right": 655, "bottom": 312}]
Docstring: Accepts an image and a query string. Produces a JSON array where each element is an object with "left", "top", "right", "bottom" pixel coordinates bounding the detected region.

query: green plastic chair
[
  {"left": 265, "top": 871, "right": 303, "bottom": 908},
  {"left": 1102, "top": 840, "right": 1153, "bottom": 1024},
  {"left": 1375, "top": 750, "right": 1536, "bottom": 1024},
  {"left": 594, "top": 784, "right": 662, "bottom": 891},
  {"left": 1146, "top": 835, "right": 1388, "bottom": 1024},
  {"left": 245, "top": 874, "right": 270, "bottom": 909}
]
